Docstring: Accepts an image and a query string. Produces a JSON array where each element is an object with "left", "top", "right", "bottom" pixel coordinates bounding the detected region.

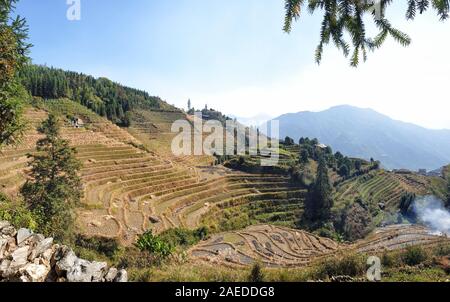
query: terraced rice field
[
  {"left": 0, "top": 107, "right": 137, "bottom": 197},
  {"left": 77, "top": 134, "right": 308, "bottom": 243},
  {"left": 127, "top": 109, "right": 214, "bottom": 166},
  {"left": 334, "top": 170, "right": 432, "bottom": 209},
  {"left": 1, "top": 106, "right": 306, "bottom": 245},
  {"left": 79, "top": 155, "right": 305, "bottom": 245},
  {"left": 354, "top": 224, "right": 448, "bottom": 253},
  {"left": 190, "top": 224, "right": 339, "bottom": 267},
  {"left": 190, "top": 224, "right": 450, "bottom": 268}
]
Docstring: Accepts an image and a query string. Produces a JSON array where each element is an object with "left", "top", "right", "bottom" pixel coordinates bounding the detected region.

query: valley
[
  {"left": 2, "top": 0, "right": 450, "bottom": 286},
  {"left": 2, "top": 84, "right": 449, "bottom": 282}
]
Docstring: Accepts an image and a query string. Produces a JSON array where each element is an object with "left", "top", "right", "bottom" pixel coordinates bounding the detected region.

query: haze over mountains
[{"left": 263, "top": 105, "right": 450, "bottom": 171}]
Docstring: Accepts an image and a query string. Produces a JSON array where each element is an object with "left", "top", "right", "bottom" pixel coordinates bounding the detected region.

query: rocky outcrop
[{"left": 0, "top": 221, "right": 127, "bottom": 282}]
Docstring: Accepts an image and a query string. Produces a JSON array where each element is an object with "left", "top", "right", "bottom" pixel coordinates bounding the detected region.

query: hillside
[
  {"left": 20, "top": 65, "right": 178, "bottom": 125},
  {"left": 1, "top": 66, "right": 449, "bottom": 279},
  {"left": 263, "top": 105, "right": 450, "bottom": 170},
  {"left": 2, "top": 96, "right": 450, "bottom": 281},
  {"left": 0, "top": 98, "right": 306, "bottom": 245}
]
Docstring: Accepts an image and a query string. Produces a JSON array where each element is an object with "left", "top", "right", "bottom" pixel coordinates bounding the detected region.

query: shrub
[
  {"left": 381, "top": 251, "right": 402, "bottom": 268},
  {"left": 402, "top": 246, "right": 428, "bottom": 266},
  {"left": 314, "top": 253, "right": 366, "bottom": 279},
  {"left": 136, "top": 230, "right": 174, "bottom": 258},
  {"left": 0, "top": 194, "right": 37, "bottom": 230},
  {"left": 75, "top": 235, "right": 121, "bottom": 259},
  {"left": 433, "top": 243, "right": 450, "bottom": 257},
  {"left": 158, "top": 227, "right": 209, "bottom": 249},
  {"left": 248, "top": 262, "right": 265, "bottom": 282},
  {"left": 118, "top": 247, "right": 163, "bottom": 269}
]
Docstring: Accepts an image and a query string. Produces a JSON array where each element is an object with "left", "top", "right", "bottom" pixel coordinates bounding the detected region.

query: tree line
[{"left": 20, "top": 65, "right": 167, "bottom": 126}]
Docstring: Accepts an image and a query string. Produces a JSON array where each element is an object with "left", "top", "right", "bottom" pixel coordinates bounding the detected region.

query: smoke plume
[{"left": 413, "top": 195, "right": 450, "bottom": 236}]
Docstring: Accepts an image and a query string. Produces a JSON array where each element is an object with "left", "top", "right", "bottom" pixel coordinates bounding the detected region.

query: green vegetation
[
  {"left": 0, "top": 0, "right": 31, "bottom": 148},
  {"left": 337, "top": 198, "right": 373, "bottom": 241},
  {"left": 314, "top": 253, "right": 367, "bottom": 279},
  {"left": 128, "top": 242, "right": 450, "bottom": 282},
  {"left": 0, "top": 193, "right": 37, "bottom": 230},
  {"left": 21, "top": 114, "right": 82, "bottom": 242},
  {"left": 135, "top": 230, "right": 175, "bottom": 259},
  {"left": 157, "top": 227, "right": 209, "bottom": 249},
  {"left": 399, "top": 192, "right": 416, "bottom": 216},
  {"left": 75, "top": 235, "right": 122, "bottom": 259},
  {"left": 402, "top": 246, "right": 429, "bottom": 266},
  {"left": 304, "top": 156, "right": 333, "bottom": 225},
  {"left": 248, "top": 262, "right": 265, "bottom": 282},
  {"left": 447, "top": 175, "right": 450, "bottom": 207},
  {"left": 283, "top": 0, "right": 448, "bottom": 66},
  {"left": 20, "top": 65, "right": 177, "bottom": 126},
  {"left": 134, "top": 227, "right": 208, "bottom": 261}
]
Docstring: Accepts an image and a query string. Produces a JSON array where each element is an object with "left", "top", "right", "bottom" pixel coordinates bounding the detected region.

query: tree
[
  {"left": 305, "top": 156, "right": 333, "bottom": 223},
  {"left": 300, "top": 148, "right": 309, "bottom": 164},
  {"left": 0, "top": 0, "right": 31, "bottom": 149},
  {"left": 20, "top": 65, "right": 166, "bottom": 126},
  {"left": 446, "top": 177, "right": 450, "bottom": 207},
  {"left": 21, "top": 114, "right": 82, "bottom": 242},
  {"left": 338, "top": 164, "right": 350, "bottom": 178},
  {"left": 354, "top": 160, "right": 362, "bottom": 171},
  {"left": 187, "top": 98, "right": 191, "bottom": 111},
  {"left": 284, "top": 136, "right": 294, "bottom": 145},
  {"left": 248, "top": 262, "right": 265, "bottom": 282},
  {"left": 283, "top": 0, "right": 448, "bottom": 66},
  {"left": 399, "top": 192, "right": 416, "bottom": 216}
]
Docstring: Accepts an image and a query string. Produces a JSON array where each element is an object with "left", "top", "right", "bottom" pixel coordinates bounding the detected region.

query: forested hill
[{"left": 20, "top": 65, "right": 179, "bottom": 126}]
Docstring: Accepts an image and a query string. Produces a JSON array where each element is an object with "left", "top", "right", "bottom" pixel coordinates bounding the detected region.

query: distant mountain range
[{"left": 262, "top": 105, "right": 450, "bottom": 171}]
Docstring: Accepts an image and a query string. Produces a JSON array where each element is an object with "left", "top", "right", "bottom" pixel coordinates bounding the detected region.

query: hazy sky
[{"left": 16, "top": 0, "right": 450, "bottom": 129}]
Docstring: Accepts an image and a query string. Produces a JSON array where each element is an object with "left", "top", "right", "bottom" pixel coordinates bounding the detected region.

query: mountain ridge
[{"left": 263, "top": 105, "right": 450, "bottom": 170}]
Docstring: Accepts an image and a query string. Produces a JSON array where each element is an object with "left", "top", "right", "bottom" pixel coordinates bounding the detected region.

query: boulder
[
  {"left": 66, "top": 258, "right": 95, "bottom": 282},
  {"left": 17, "top": 228, "right": 33, "bottom": 246},
  {"left": 21, "top": 263, "right": 50, "bottom": 282},
  {"left": 9, "top": 246, "right": 30, "bottom": 270},
  {"left": 114, "top": 269, "right": 128, "bottom": 282},
  {"left": 0, "top": 220, "right": 126, "bottom": 282},
  {"left": 149, "top": 215, "right": 161, "bottom": 223},
  {"left": 1, "top": 226, "right": 16, "bottom": 237},
  {"left": 0, "top": 221, "right": 10, "bottom": 231},
  {"left": 29, "top": 237, "right": 53, "bottom": 260},
  {"left": 104, "top": 267, "right": 118, "bottom": 282},
  {"left": 54, "top": 247, "right": 78, "bottom": 276},
  {"left": 0, "top": 259, "right": 11, "bottom": 277},
  {"left": 90, "top": 261, "right": 108, "bottom": 282},
  {"left": 0, "top": 238, "right": 8, "bottom": 258}
]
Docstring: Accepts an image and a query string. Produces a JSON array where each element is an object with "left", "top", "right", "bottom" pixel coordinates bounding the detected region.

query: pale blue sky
[{"left": 16, "top": 0, "right": 450, "bottom": 129}]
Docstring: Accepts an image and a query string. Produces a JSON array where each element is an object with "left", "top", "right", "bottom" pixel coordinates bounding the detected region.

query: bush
[
  {"left": 248, "top": 262, "right": 265, "bottom": 282},
  {"left": 402, "top": 246, "right": 428, "bottom": 266},
  {"left": 75, "top": 235, "right": 121, "bottom": 259},
  {"left": 314, "top": 253, "right": 366, "bottom": 279},
  {"left": 118, "top": 247, "right": 163, "bottom": 269},
  {"left": 381, "top": 251, "right": 402, "bottom": 268},
  {"left": 136, "top": 230, "right": 174, "bottom": 258},
  {"left": 158, "top": 227, "right": 209, "bottom": 249},
  {"left": 0, "top": 195, "right": 37, "bottom": 230},
  {"left": 433, "top": 243, "right": 450, "bottom": 257}
]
